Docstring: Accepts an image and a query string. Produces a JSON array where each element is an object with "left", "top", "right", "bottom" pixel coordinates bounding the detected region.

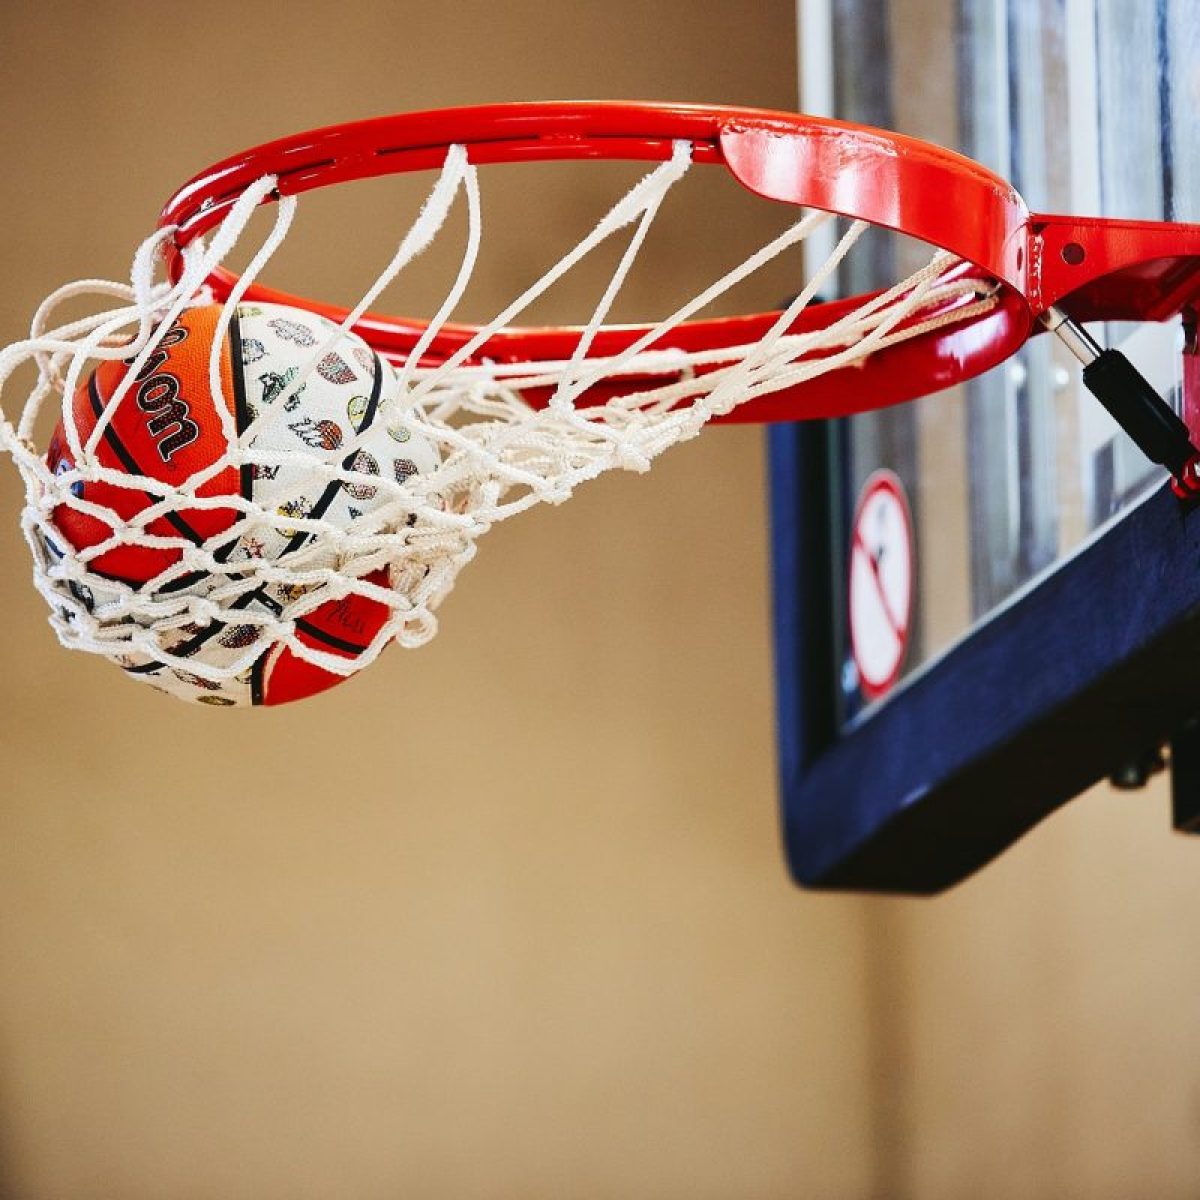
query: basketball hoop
[{"left": 2, "top": 102, "right": 1200, "bottom": 704}]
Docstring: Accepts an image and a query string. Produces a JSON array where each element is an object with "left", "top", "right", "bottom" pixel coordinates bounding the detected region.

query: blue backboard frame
[
  {"left": 783, "top": 0, "right": 1200, "bottom": 892},
  {"left": 769, "top": 412, "right": 1200, "bottom": 894}
]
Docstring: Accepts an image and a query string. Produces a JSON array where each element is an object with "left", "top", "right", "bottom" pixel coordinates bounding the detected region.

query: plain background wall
[
  {"left": 1, "top": 3, "right": 1199, "bottom": 1199},
  {"left": 0, "top": 3, "right": 878, "bottom": 1199}
]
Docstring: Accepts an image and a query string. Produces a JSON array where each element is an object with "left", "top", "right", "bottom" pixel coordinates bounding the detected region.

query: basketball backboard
[{"left": 773, "top": 0, "right": 1200, "bottom": 891}]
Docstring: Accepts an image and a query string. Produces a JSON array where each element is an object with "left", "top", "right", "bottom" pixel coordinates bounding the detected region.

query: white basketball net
[{"left": 0, "top": 141, "right": 997, "bottom": 705}]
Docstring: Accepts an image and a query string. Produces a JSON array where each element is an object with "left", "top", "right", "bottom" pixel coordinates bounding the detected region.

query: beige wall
[
  {"left": 2, "top": 3, "right": 1200, "bottom": 1199},
  {"left": 889, "top": 796, "right": 1200, "bottom": 1200},
  {"left": 0, "top": 3, "right": 879, "bottom": 1199}
]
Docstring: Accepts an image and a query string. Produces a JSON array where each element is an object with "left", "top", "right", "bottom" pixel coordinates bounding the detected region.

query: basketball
[{"left": 43, "top": 302, "right": 439, "bottom": 706}]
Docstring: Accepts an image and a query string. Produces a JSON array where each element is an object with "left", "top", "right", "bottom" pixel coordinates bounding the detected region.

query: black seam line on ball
[
  {"left": 130, "top": 590, "right": 367, "bottom": 682},
  {"left": 170, "top": 346, "right": 386, "bottom": 679},
  {"left": 102, "top": 319, "right": 255, "bottom": 696},
  {"left": 249, "top": 352, "right": 388, "bottom": 691},
  {"left": 146, "top": 310, "right": 264, "bottom": 694},
  {"left": 243, "top": 315, "right": 265, "bottom": 703},
  {"left": 228, "top": 312, "right": 254, "bottom": 503},
  {"left": 78, "top": 563, "right": 148, "bottom": 590},
  {"left": 278, "top": 347, "right": 387, "bottom": 559},
  {"left": 75, "top": 561, "right": 208, "bottom": 600},
  {"left": 237, "top": 342, "right": 388, "bottom": 617},
  {"left": 208, "top": 311, "right": 253, "bottom": 571},
  {"left": 85, "top": 334, "right": 243, "bottom": 617},
  {"left": 55, "top": 559, "right": 205, "bottom": 605},
  {"left": 84, "top": 369, "right": 217, "bottom": 597},
  {"left": 122, "top": 582, "right": 277, "bottom": 674},
  {"left": 128, "top": 336, "right": 385, "bottom": 691},
  {"left": 277, "top": 354, "right": 387, "bottom": 656},
  {"left": 250, "top": 651, "right": 265, "bottom": 706},
  {"left": 88, "top": 371, "right": 208, "bottom": 549},
  {"left": 294, "top": 617, "right": 369, "bottom": 655},
  {"left": 86, "top": 369, "right": 219, "bottom": 596}
]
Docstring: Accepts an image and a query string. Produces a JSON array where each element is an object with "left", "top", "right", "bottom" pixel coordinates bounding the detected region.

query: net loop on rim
[{"left": 0, "top": 140, "right": 997, "bottom": 703}]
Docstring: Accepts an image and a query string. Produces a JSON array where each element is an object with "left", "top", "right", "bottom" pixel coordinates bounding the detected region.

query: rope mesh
[{"left": 0, "top": 141, "right": 996, "bottom": 705}]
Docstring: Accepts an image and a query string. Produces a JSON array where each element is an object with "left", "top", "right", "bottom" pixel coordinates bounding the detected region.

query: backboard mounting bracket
[{"left": 1042, "top": 307, "right": 1200, "bottom": 499}]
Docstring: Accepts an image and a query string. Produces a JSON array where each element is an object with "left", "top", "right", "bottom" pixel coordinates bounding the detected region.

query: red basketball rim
[{"left": 156, "top": 102, "right": 1200, "bottom": 421}]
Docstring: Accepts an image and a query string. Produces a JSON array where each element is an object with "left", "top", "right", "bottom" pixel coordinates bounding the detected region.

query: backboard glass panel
[
  {"left": 772, "top": 0, "right": 1200, "bottom": 890},
  {"left": 809, "top": 0, "right": 1197, "bottom": 721}
]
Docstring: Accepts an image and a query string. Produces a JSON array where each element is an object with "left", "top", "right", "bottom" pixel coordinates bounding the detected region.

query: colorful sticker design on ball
[
  {"left": 347, "top": 395, "right": 369, "bottom": 428},
  {"left": 317, "top": 354, "right": 356, "bottom": 385},
  {"left": 288, "top": 417, "right": 344, "bottom": 451},
  {"left": 345, "top": 451, "right": 380, "bottom": 500},
  {"left": 267, "top": 317, "right": 317, "bottom": 346},
  {"left": 218, "top": 624, "right": 260, "bottom": 649},
  {"left": 259, "top": 368, "right": 303, "bottom": 406}
]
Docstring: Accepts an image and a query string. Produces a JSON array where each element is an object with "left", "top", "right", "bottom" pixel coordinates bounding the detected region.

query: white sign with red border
[{"left": 848, "top": 470, "right": 914, "bottom": 700}]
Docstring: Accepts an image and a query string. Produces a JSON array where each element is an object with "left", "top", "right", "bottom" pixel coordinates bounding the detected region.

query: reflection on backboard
[{"left": 811, "top": 0, "right": 1197, "bottom": 717}]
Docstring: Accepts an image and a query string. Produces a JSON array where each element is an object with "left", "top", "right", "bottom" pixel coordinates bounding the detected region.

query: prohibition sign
[{"left": 848, "top": 470, "right": 914, "bottom": 700}]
